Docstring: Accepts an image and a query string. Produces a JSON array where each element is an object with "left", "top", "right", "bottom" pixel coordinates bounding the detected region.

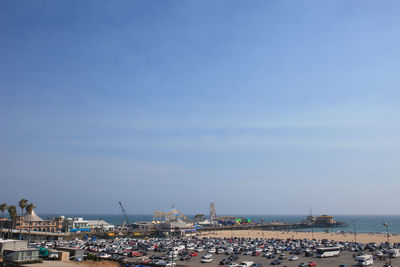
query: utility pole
[
  {"left": 312, "top": 227, "right": 314, "bottom": 241},
  {"left": 352, "top": 220, "right": 357, "bottom": 243},
  {"left": 172, "top": 251, "right": 174, "bottom": 267},
  {"left": 171, "top": 238, "right": 174, "bottom": 267},
  {"left": 384, "top": 222, "right": 391, "bottom": 266}
]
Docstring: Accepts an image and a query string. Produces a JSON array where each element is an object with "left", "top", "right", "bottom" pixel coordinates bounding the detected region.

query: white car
[
  {"left": 202, "top": 253, "right": 213, "bottom": 259},
  {"left": 98, "top": 253, "right": 111, "bottom": 259},
  {"left": 289, "top": 255, "right": 299, "bottom": 261},
  {"left": 201, "top": 257, "right": 213, "bottom": 263},
  {"left": 263, "top": 252, "right": 272, "bottom": 257},
  {"left": 238, "top": 261, "right": 255, "bottom": 267}
]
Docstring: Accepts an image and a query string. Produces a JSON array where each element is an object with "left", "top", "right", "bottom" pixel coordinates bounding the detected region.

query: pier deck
[{"left": 199, "top": 222, "right": 346, "bottom": 232}]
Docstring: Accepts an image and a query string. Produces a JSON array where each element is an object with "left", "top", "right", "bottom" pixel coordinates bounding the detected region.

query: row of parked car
[{"left": 28, "top": 235, "right": 400, "bottom": 266}]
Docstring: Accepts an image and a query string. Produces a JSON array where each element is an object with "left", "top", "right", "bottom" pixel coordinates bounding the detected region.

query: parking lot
[
  {"left": 124, "top": 250, "right": 397, "bottom": 266},
  {"left": 32, "top": 236, "right": 400, "bottom": 267}
]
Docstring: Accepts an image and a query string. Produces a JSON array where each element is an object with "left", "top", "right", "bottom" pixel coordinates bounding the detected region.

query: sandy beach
[{"left": 200, "top": 230, "right": 400, "bottom": 244}]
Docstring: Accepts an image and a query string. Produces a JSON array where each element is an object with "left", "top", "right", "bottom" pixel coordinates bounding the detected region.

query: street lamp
[
  {"left": 171, "top": 238, "right": 175, "bottom": 267},
  {"left": 383, "top": 222, "right": 391, "bottom": 266},
  {"left": 312, "top": 226, "right": 314, "bottom": 241},
  {"left": 352, "top": 220, "right": 357, "bottom": 243}
]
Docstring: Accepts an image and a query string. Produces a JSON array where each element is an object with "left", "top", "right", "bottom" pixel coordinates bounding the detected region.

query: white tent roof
[
  {"left": 87, "top": 220, "right": 113, "bottom": 226},
  {"left": 23, "top": 209, "right": 43, "bottom": 222}
]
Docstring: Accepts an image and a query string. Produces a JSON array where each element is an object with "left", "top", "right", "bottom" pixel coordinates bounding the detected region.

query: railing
[{"left": 0, "top": 229, "right": 68, "bottom": 236}]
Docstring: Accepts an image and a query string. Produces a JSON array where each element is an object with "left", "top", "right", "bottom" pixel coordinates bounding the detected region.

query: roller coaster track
[{"left": 153, "top": 209, "right": 189, "bottom": 223}]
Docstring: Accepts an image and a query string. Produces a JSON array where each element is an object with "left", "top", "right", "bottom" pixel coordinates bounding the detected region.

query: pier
[{"left": 199, "top": 222, "right": 347, "bottom": 232}]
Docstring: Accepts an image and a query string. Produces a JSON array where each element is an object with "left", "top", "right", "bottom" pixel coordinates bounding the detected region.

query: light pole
[
  {"left": 384, "top": 222, "right": 391, "bottom": 266},
  {"left": 171, "top": 238, "right": 175, "bottom": 267},
  {"left": 312, "top": 227, "right": 314, "bottom": 241},
  {"left": 352, "top": 220, "right": 357, "bottom": 243}
]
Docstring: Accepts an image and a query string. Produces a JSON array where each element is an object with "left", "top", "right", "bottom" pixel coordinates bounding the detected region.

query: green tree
[
  {"left": 18, "top": 199, "right": 28, "bottom": 240},
  {"left": 0, "top": 203, "right": 7, "bottom": 239},
  {"left": 7, "top": 205, "right": 17, "bottom": 239},
  {"left": 25, "top": 203, "right": 35, "bottom": 242}
]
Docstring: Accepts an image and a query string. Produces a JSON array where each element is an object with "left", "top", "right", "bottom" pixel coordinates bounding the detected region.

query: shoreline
[{"left": 199, "top": 230, "right": 399, "bottom": 244}]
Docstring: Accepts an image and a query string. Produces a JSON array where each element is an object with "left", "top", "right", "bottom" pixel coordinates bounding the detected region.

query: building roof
[
  {"left": 86, "top": 220, "right": 113, "bottom": 226},
  {"left": 3, "top": 248, "right": 38, "bottom": 252},
  {"left": 23, "top": 209, "right": 43, "bottom": 222},
  {"left": 0, "top": 240, "right": 27, "bottom": 244}
]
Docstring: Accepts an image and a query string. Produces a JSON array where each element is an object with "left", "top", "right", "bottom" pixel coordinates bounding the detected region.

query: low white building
[
  {"left": 0, "top": 240, "right": 28, "bottom": 257},
  {"left": 64, "top": 217, "right": 90, "bottom": 232},
  {"left": 87, "top": 219, "right": 114, "bottom": 231},
  {"left": 156, "top": 220, "right": 196, "bottom": 237}
]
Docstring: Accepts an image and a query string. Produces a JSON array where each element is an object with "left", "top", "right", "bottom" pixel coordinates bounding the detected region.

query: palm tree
[
  {"left": 25, "top": 203, "right": 35, "bottom": 242},
  {"left": 7, "top": 205, "right": 17, "bottom": 239},
  {"left": 18, "top": 199, "right": 28, "bottom": 240},
  {"left": 0, "top": 203, "right": 7, "bottom": 239}
]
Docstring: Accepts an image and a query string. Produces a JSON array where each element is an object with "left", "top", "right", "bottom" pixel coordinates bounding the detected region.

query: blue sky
[{"left": 1, "top": 0, "right": 400, "bottom": 215}]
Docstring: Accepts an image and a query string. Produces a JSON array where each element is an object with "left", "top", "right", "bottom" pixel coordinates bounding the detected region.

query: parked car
[
  {"left": 180, "top": 254, "right": 190, "bottom": 261},
  {"left": 220, "top": 258, "right": 232, "bottom": 265},
  {"left": 166, "top": 261, "right": 176, "bottom": 267},
  {"left": 230, "top": 254, "right": 239, "bottom": 260},
  {"left": 289, "top": 256, "right": 299, "bottom": 261}
]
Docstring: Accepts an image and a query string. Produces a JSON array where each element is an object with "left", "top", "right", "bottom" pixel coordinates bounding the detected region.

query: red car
[
  {"left": 190, "top": 252, "right": 198, "bottom": 257},
  {"left": 140, "top": 259, "right": 151, "bottom": 264},
  {"left": 131, "top": 251, "right": 143, "bottom": 257},
  {"left": 308, "top": 262, "right": 317, "bottom": 266}
]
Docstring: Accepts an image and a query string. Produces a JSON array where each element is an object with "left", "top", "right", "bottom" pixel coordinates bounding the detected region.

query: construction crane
[{"left": 118, "top": 201, "right": 130, "bottom": 234}]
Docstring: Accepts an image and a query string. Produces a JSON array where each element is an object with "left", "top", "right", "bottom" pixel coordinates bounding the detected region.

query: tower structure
[
  {"left": 305, "top": 206, "right": 316, "bottom": 225},
  {"left": 209, "top": 202, "right": 216, "bottom": 222}
]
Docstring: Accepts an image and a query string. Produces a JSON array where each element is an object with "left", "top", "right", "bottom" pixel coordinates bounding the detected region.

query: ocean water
[{"left": 39, "top": 214, "right": 400, "bottom": 234}]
